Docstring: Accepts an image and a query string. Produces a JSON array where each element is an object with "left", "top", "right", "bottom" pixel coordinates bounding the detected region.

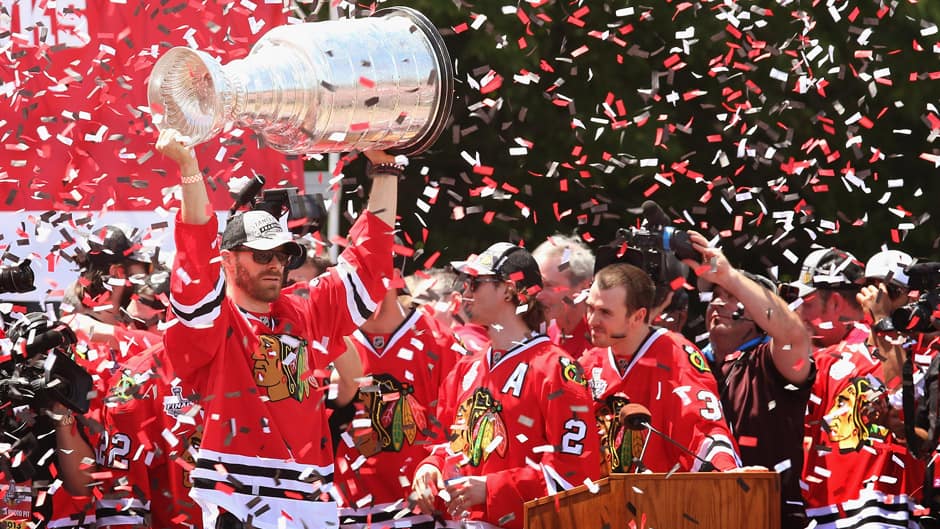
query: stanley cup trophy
[{"left": 148, "top": 7, "right": 453, "bottom": 155}]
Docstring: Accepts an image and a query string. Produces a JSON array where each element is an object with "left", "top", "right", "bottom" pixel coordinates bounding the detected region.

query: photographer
[
  {"left": 60, "top": 225, "right": 160, "bottom": 347},
  {"left": 859, "top": 259, "right": 940, "bottom": 526},
  {"left": 685, "top": 231, "right": 813, "bottom": 529},
  {"left": 1, "top": 313, "right": 95, "bottom": 527}
]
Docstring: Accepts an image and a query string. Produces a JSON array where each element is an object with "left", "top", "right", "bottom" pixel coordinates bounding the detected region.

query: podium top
[{"left": 524, "top": 471, "right": 780, "bottom": 529}]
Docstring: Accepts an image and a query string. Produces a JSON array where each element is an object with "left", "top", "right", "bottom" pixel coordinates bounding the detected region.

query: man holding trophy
[{"left": 153, "top": 6, "right": 453, "bottom": 529}]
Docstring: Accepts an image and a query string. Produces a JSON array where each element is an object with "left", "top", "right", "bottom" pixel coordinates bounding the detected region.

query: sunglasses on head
[{"left": 234, "top": 246, "right": 292, "bottom": 266}]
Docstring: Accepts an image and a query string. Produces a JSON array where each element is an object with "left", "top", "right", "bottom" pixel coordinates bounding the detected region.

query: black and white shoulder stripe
[
  {"left": 96, "top": 498, "right": 150, "bottom": 528},
  {"left": 170, "top": 273, "right": 226, "bottom": 328},
  {"left": 334, "top": 256, "right": 379, "bottom": 327}
]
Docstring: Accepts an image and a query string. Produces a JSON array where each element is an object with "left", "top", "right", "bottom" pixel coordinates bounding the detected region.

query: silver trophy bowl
[{"left": 148, "top": 7, "right": 453, "bottom": 155}]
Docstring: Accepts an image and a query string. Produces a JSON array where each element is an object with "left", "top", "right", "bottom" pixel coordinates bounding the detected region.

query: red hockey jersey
[
  {"left": 164, "top": 211, "right": 391, "bottom": 529},
  {"left": 802, "top": 336, "right": 925, "bottom": 529},
  {"left": 334, "top": 310, "right": 459, "bottom": 526},
  {"left": 579, "top": 328, "right": 741, "bottom": 475},
  {"left": 94, "top": 341, "right": 203, "bottom": 529},
  {"left": 419, "top": 334, "right": 599, "bottom": 529}
]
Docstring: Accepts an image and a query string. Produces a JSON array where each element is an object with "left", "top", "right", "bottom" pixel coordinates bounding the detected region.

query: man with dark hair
[
  {"left": 156, "top": 129, "right": 398, "bottom": 529},
  {"left": 412, "top": 242, "right": 598, "bottom": 529},
  {"left": 579, "top": 262, "right": 741, "bottom": 475},
  {"left": 687, "top": 231, "right": 813, "bottom": 529}
]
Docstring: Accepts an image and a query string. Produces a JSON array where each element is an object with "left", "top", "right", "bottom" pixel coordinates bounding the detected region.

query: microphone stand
[{"left": 636, "top": 420, "right": 715, "bottom": 472}]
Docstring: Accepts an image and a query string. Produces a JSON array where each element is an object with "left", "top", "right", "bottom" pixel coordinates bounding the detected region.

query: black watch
[{"left": 872, "top": 317, "right": 896, "bottom": 334}]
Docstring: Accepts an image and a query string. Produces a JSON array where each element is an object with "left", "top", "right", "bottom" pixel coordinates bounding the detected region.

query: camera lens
[{"left": 0, "top": 260, "right": 36, "bottom": 294}]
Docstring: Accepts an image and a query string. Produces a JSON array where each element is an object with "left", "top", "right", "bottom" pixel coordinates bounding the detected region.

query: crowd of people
[{"left": 2, "top": 128, "right": 938, "bottom": 529}]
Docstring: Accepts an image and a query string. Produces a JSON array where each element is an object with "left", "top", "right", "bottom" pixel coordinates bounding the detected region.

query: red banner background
[{"left": 0, "top": 0, "right": 303, "bottom": 213}]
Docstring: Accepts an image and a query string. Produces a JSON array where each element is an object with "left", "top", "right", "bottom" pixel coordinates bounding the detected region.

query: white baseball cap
[{"left": 865, "top": 249, "right": 914, "bottom": 287}]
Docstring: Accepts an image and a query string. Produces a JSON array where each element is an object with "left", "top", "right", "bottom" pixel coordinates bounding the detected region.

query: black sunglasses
[
  {"left": 234, "top": 246, "right": 292, "bottom": 266},
  {"left": 457, "top": 275, "right": 503, "bottom": 292},
  {"left": 777, "top": 284, "right": 801, "bottom": 304}
]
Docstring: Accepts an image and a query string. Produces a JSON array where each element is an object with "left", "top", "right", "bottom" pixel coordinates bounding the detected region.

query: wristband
[
  {"left": 872, "top": 317, "right": 896, "bottom": 334},
  {"left": 181, "top": 172, "right": 204, "bottom": 185},
  {"left": 366, "top": 161, "right": 406, "bottom": 179}
]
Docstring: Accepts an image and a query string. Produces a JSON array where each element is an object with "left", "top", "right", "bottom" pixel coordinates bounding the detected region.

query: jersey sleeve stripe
[
  {"left": 692, "top": 434, "right": 741, "bottom": 471},
  {"left": 170, "top": 274, "right": 226, "bottom": 326},
  {"left": 335, "top": 257, "right": 378, "bottom": 326}
]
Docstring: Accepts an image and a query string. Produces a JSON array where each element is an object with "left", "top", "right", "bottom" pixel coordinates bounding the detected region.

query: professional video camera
[
  {"left": 891, "top": 262, "right": 940, "bottom": 333},
  {"left": 0, "top": 313, "right": 93, "bottom": 483},
  {"left": 595, "top": 201, "right": 697, "bottom": 304},
  {"left": 0, "top": 260, "right": 35, "bottom": 294},
  {"left": 229, "top": 175, "right": 327, "bottom": 237}
]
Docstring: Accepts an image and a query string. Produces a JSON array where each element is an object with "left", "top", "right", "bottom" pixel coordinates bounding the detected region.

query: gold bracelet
[{"left": 181, "top": 173, "right": 204, "bottom": 185}]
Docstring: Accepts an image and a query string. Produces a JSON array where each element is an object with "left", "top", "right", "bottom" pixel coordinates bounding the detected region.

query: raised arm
[
  {"left": 362, "top": 150, "right": 399, "bottom": 228},
  {"left": 155, "top": 129, "right": 210, "bottom": 225},
  {"left": 684, "top": 231, "right": 812, "bottom": 384}
]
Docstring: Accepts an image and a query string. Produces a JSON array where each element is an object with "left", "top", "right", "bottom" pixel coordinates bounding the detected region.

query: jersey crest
[
  {"left": 354, "top": 373, "right": 428, "bottom": 456},
  {"left": 252, "top": 334, "right": 312, "bottom": 402},
  {"left": 684, "top": 344, "right": 710, "bottom": 373},
  {"left": 597, "top": 395, "right": 644, "bottom": 473},
  {"left": 825, "top": 376, "right": 889, "bottom": 453},
  {"left": 559, "top": 356, "right": 587, "bottom": 387},
  {"left": 450, "top": 388, "right": 508, "bottom": 466}
]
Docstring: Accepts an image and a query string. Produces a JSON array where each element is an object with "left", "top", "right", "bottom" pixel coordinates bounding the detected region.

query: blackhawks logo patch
[
  {"left": 684, "top": 344, "right": 710, "bottom": 373},
  {"left": 450, "top": 388, "right": 508, "bottom": 467},
  {"left": 559, "top": 356, "right": 587, "bottom": 387},
  {"left": 353, "top": 373, "right": 427, "bottom": 457},
  {"left": 597, "top": 395, "right": 643, "bottom": 474}
]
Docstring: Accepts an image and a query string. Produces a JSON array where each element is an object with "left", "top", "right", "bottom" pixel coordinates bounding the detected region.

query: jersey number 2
[{"left": 561, "top": 419, "right": 587, "bottom": 455}]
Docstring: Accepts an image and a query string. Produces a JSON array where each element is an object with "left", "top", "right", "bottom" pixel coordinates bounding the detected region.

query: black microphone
[
  {"left": 641, "top": 200, "right": 671, "bottom": 228},
  {"left": 23, "top": 326, "right": 77, "bottom": 358},
  {"left": 619, "top": 403, "right": 716, "bottom": 472},
  {"left": 229, "top": 175, "right": 266, "bottom": 217}
]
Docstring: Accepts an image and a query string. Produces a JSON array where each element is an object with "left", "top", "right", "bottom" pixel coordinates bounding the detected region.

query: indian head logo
[
  {"left": 252, "top": 334, "right": 312, "bottom": 403},
  {"left": 597, "top": 395, "right": 644, "bottom": 474},
  {"left": 353, "top": 374, "right": 427, "bottom": 457},
  {"left": 825, "top": 376, "right": 889, "bottom": 452},
  {"left": 450, "top": 388, "right": 508, "bottom": 467}
]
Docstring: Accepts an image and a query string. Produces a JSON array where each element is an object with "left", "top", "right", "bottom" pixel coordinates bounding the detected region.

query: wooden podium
[{"left": 524, "top": 472, "right": 780, "bottom": 529}]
